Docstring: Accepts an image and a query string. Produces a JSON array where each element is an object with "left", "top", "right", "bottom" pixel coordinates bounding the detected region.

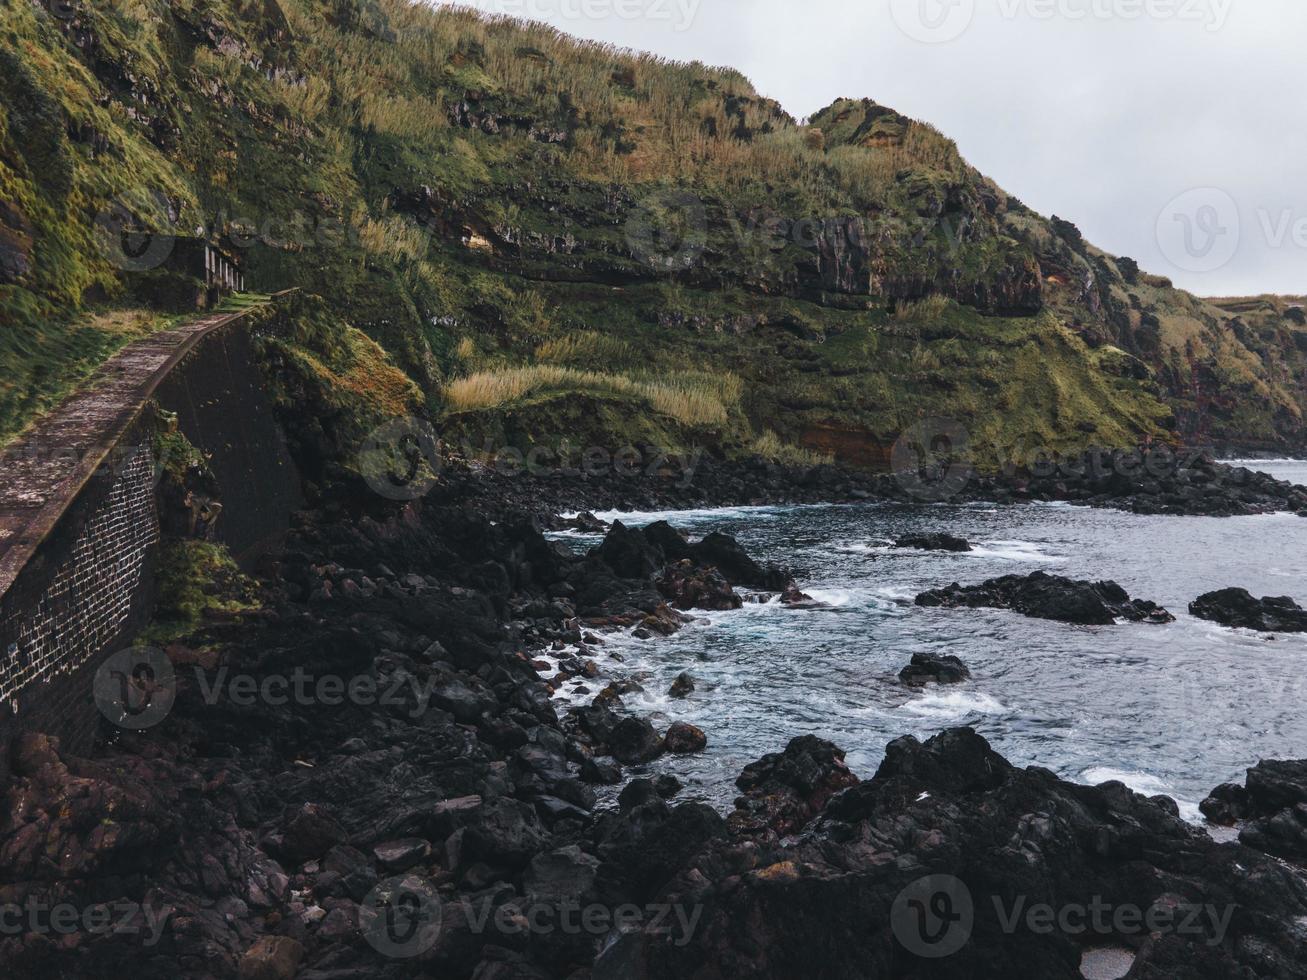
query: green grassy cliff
[{"left": 2, "top": 0, "right": 1302, "bottom": 460}]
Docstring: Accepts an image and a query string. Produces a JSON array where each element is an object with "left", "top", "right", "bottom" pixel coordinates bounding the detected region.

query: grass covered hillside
[{"left": 1, "top": 0, "right": 1302, "bottom": 460}]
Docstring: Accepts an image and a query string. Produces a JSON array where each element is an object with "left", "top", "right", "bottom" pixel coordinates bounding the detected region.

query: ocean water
[{"left": 546, "top": 461, "right": 1307, "bottom": 821}]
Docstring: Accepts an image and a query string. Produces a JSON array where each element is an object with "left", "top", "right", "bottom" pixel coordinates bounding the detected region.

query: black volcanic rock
[
  {"left": 896, "top": 532, "right": 973, "bottom": 552},
  {"left": 899, "top": 651, "right": 971, "bottom": 686},
  {"left": 625, "top": 728, "right": 1307, "bottom": 979},
  {"left": 1189, "top": 588, "right": 1307, "bottom": 633},
  {"left": 1202, "top": 759, "right": 1307, "bottom": 863},
  {"left": 608, "top": 716, "right": 664, "bottom": 764},
  {"left": 728, "top": 735, "right": 859, "bottom": 838},
  {"left": 916, "top": 570, "right": 1175, "bottom": 625}
]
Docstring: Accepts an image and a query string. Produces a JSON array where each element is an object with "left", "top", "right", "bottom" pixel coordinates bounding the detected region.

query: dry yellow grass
[
  {"left": 894, "top": 294, "right": 952, "bottom": 323},
  {"left": 443, "top": 365, "right": 739, "bottom": 427},
  {"left": 751, "top": 429, "right": 833, "bottom": 466}
]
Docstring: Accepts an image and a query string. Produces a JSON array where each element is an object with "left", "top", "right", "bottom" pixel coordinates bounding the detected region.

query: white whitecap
[
  {"left": 900, "top": 689, "right": 1006, "bottom": 719},
  {"left": 1079, "top": 767, "right": 1202, "bottom": 822}
]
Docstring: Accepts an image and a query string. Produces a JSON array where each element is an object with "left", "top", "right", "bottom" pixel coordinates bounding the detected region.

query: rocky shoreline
[
  {"left": 426, "top": 445, "right": 1307, "bottom": 525},
  {"left": 2, "top": 463, "right": 1306, "bottom": 978}
]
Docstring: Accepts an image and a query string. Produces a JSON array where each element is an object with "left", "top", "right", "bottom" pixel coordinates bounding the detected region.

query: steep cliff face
[{"left": 1, "top": 0, "right": 1302, "bottom": 461}]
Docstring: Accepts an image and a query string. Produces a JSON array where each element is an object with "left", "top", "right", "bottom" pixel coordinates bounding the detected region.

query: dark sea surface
[{"left": 546, "top": 460, "right": 1307, "bottom": 819}]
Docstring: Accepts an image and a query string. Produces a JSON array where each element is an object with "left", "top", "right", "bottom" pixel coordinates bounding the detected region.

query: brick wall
[{"left": 0, "top": 437, "right": 160, "bottom": 759}]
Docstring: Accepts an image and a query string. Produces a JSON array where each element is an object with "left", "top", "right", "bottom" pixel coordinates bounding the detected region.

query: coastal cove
[{"left": 545, "top": 461, "right": 1307, "bottom": 822}]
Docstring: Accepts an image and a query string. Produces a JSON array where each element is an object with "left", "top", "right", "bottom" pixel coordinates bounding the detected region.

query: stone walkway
[{"left": 0, "top": 307, "right": 261, "bottom": 598}]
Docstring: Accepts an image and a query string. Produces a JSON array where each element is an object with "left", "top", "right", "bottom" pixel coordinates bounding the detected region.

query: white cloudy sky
[{"left": 438, "top": 0, "right": 1306, "bottom": 297}]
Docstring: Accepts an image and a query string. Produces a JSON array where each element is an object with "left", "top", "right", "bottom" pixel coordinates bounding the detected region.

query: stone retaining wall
[{"left": 0, "top": 301, "right": 300, "bottom": 768}]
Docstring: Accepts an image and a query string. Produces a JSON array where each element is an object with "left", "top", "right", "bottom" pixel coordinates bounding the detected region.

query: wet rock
[
  {"left": 779, "top": 583, "right": 814, "bottom": 605},
  {"left": 609, "top": 717, "right": 665, "bottom": 764},
  {"left": 580, "top": 757, "right": 622, "bottom": 784},
  {"left": 898, "top": 651, "right": 971, "bottom": 686},
  {"left": 618, "top": 778, "right": 660, "bottom": 811},
  {"left": 668, "top": 672, "right": 695, "bottom": 698},
  {"left": 654, "top": 775, "right": 683, "bottom": 798},
  {"left": 657, "top": 559, "right": 742, "bottom": 611},
  {"left": 1189, "top": 588, "right": 1307, "bottom": 633},
  {"left": 1201, "top": 759, "right": 1307, "bottom": 862},
  {"left": 896, "top": 532, "right": 973, "bottom": 552},
  {"left": 916, "top": 570, "right": 1175, "bottom": 625},
  {"left": 664, "top": 722, "right": 708, "bottom": 754},
  {"left": 559, "top": 511, "right": 608, "bottom": 533}
]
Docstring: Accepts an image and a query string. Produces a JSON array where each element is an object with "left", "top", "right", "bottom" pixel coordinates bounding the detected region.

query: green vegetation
[
  {"left": 139, "top": 540, "right": 260, "bottom": 646},
  {"left": 2, "top": 0, "right": 1303, "bottom": 463}
]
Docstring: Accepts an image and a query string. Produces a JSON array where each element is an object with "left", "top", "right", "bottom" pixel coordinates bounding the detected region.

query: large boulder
[
  {"left": 729, "top": 735, "right": 859, "bottom": 838},
  {"left": 608, "top": 717, "right": 665, "bottom": 764},
  {"left": 664, "top": 721, "right": 708, "bottom": 754},
  {"left": 656, "top": 559, "right": 742, "bottom": 611},
  {"left": 916, "top": 570, "right": 1174, "bottom": 625},
  {"left": 1189, "top": 588, "right": 1307, "bottom": 632},
  {"left": 898, "top": 652, "right": 970, "bottom": 686}
]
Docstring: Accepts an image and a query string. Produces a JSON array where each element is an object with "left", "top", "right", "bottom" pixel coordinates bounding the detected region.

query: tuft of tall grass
[
  {"left": 751, "top": 429, "right": 833, "bottom": 466},
  {"left": 443, "top": 365, "right": 739, "bottom": 427}
]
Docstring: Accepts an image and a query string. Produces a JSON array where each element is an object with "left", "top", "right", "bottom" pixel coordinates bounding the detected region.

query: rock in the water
[
  {"left": 657, "top": 559, "right": 742, "bottom": 611},
  {"left": 896, "top": 532, "right": 972, "bottom": 552},
  {"left": 668, "top": 672, "right": 695, "bottom": 698},
  {"left": 1201, "top": 759, "right": 1307, "bottom": 862},
  {"left": 664, "top": 721, "right": 708, "bottom": 754},
  {"left": 609, "top": 717, "right": 665, "bottom": 764},
  {"left": 916, "top": 570, "right": 1175, "bottom": 625},
  {"left": 898, "top": 652, "right": 971, "bottom": 686},
  {"left": 1189, "top": 588, "right": 1307, "bottom": 632},
  {"left": 779, "top": 583, "right": 815, "bottom": 605}
]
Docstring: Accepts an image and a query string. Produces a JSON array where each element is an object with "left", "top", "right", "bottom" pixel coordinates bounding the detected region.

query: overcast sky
[{"left": 439, "top": 0, "right": 1305, "bottom": 297}]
